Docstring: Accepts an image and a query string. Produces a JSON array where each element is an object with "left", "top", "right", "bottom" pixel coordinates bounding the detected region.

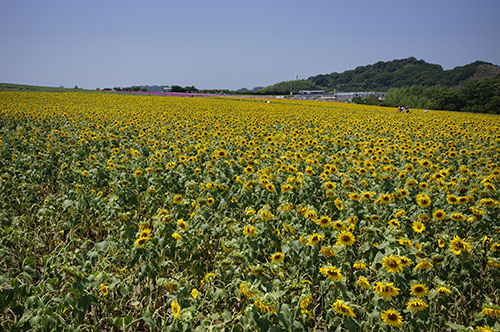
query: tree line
[{"left": 353, "top": 76, "right": 500, "bottom": 114}]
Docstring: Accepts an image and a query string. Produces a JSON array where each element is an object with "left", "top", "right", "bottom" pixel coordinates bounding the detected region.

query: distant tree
[
  {"left": 74, "top": 85, "right": 79, "bottom": 89},
  {"left": 306, "top": 57, "right": 495, "bottom": 92},
  {"left": 185, "top": 86, "right": 198, "bottom": 93},
  {"left": 170, "top": 85, "right": 198, "bottom": 93},
  {"left": 364, "top": 95, "right": 382, "bottom": 105},
  {"left": 351, "top": 96, "right": 364, "bottom": 104},
  {"left": 170, "top": 85, "right": 184, "bottom": 92},
  {"left": 114, "top": 87, "right": 122, "bottom": 91},
  {"left": 258, "top": 79, "right": 317, "bottom": 95}
]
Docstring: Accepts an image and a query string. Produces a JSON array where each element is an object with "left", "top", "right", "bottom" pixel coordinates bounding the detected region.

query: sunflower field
[{"left": 0, "top": 91, "right": 499, "bottom": 331}]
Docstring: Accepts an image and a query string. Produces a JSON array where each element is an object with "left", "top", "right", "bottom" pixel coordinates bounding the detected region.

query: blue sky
[{"left": 1, "top": 0, "right": 499, "bottom": 90}]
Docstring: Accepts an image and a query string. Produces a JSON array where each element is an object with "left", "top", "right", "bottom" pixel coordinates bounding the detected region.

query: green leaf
[
  {"left": 221, "top": 310, "right": 231, "bottom": 322},
  {"left": 447, "top": 322, "right": 467, "bottom": 331}
]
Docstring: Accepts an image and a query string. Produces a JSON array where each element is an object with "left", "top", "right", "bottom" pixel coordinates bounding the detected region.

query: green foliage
[
  {"left": 0, "top": 83, "right": 94, "bottom": 93},
  {"left": 257, "top": 80, "right": 318, "bottom": 95},
  {"left": 1, "top": 92, "right": 499, "bottom": 331},
  {"left": 383, "top": 76, "right": 500, "bottom": 114},
  {"left": 170, "top": 85, "right": 199, "bottom": 93},
  {"left": 308, "top": 57, "right": 496, "bottom": 92},
  {"left": 352, "top": 95, "right": 382, "bottom": 106}
]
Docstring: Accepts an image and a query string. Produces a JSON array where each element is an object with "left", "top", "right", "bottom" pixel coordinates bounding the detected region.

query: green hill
[
  {"left": 258, "top": 57, "right": 500, "bottom": 94},
  {"left": 257, "top": 79, "right": 317, "bottom": 95},
  {"left": 308, "top": 57, "right": 500, "bottom": 91},
  {"left": 0, "top": 83, "right": 94, "bottom": 93}
]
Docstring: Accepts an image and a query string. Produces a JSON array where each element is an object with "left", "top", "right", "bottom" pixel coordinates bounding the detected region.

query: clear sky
[{"left": 1, "top": 0, "right": 499, "bottom": 90}]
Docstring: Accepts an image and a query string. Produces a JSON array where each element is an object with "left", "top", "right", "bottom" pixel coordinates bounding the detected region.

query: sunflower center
[{"left": 387, "top": 260, "right": 398, "bottom": 268}]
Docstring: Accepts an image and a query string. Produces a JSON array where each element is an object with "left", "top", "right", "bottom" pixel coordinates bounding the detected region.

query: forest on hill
[
  {"left": 308, "top": 57, "right": 500, "bottom": 91},
  {"left": 257, "top": 57, "right": 500, "bottom": 114},
  {"left": 357, "top": 76, "right": 500, "bottom": 114}
]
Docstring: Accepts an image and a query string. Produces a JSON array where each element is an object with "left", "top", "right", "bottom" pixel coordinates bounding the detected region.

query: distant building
[
  {"left": 334, "top": 92, "right": 386, "bottom": 101},
  {"left": 293, "top": 90, "right": 386, "bottom": 101},
  {"left": 298, "top": 90, "right": 326, "bottom": 95}
]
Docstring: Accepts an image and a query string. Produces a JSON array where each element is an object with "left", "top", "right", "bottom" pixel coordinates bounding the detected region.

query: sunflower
[
  {"left": 450, "top": 212, "right": 466, "bottom": 222},
  {"left": 407, "top": 299, "right": 428, "bottom": 311},
  {"left": 394, "top": 209, "right": 406, "bottom": 218},
  {"left": 481, "top": 198, "right": 499, "bottom": 208},
  {"left": 484, "top": 182, "right": 496, "bottom": 192},
  {"left": 336, "top": 231, "right": 355, "bottom": 246},
  {"left": 470, "top": 207, "right": 485, "bottom": 215},
  {"left": 176, "top": 219, "right": 188, "bottom": 231},
  {"left": 281, "top": 183, "right": 293, "bottom": 192},
  {"left": 357, "top": 277, "right": 370, "bottom": 289},
  {"left": 397, "top": 238, "right": 412, "bottom": 247},
  {"left": 348, "top": 193, "right": 361, "bottom": 201},
  {"left": 135, "top": 237, "right": 149, "bottom": 248},
  {"left": 399, "top": 256, "right": 413, "bottom": 267},
  {"left": 376, "top": 193, "right": 392, "bottom": 204},
  {"left": 133, "top": 168, "right": 143, "bottom": 177},
  {"left": 138, "top": 228, "right": 152, "bottom": 239},
  {"left": 436, "top": 286, "right": 452, "bottom": 294},
  {"left": 332, "top": 220, "right": 345, "bottom": 231},
  {"left": 320, "top": 247, "right": 336, "bottom": 258},
  {"left": 300, "top": 296, "right": 313, "bottom": 308},
  {"left": 242, "top": 225, "right": 257, "bottom": 236},
  {"left": 172, "top": 232, "right": 183, "bottom": 241},
  {"left": 173, "top": 194, "right": 183, "bottom": 204},
  {"left": 415, "top": 261, "right": 433, "bottom": 270},
  {"left": 244, "top": 166, "right": 254, "bottom": 174},
  {"left": 265, "top": 183, "right": 276, "bottom": 192},
  {"left": 374, "top": 282, "right": 400, "bottom": 299},
  {"left": 308, "top": 233, "right": 325, "bottom": 245},
  {"left": 191, "top": 288, "right": 199, "bottom": 299},
  {"left": 406, "top": 179, "right": 418, "bottom": 188},
  {"left": 204, "top": 273, "right": 215, "bottom": 283},
  {"left": 319, "top": 266, "right": 343, "bottom": 281},
  {"left": 412, "top": 221, "right": 426, "bottom": 233},
  {"left": 332, "top": 299, "right": 356, "bottom": 318},
  {"left": 381, "top": 309, "right": 403, "bottom": 326},
  {"left": 490, "top": 243, "right": 500, "bottom": 252},
  {"left": 419, "top": 182, "right": 429, "bottom": 190},
  {"left": 481, "top": 307, "right": 500, "bottom": 318},
  {"left": 361, "top": 191, "right": 374, "bottom": 200},
  {"left": 388, "top": 219, "right": 400, "bottom": 227},
  {"left": 399, "top": 188, "right": 410, "bottom": 198},
  {"left": 99, "top": 284, "right": 108, "bottom": 296},
  {"left": 410, "top": 284, "right": 428, "bottom": 297},
  {"left": 416, "top": 193, "right": 431, "bottom": 208},
  {"left": 334, "top": 198, "right": 343, "bottom": 210},
  {"left": 324, "top": 181, "right": 336, "bottom": 191},
  {"left": 449, "top": 235, "right": 471, "bottom": 255},
  {"left": 171, "top": 300, "right": 180, "bottom": 318},
  {"left": 353, "top": 262, "right": 367, "bottom": 270},
  {"left": 271, "top": 252, "right": 285, "bottom": 263},
  {"left": 317, "top": 216, "right": 331, "bottom": 228},
  {"left": 432, "top": 209, "right": 447, "bottom": 221},
  {"left": 382, "top": 255, "right": 403, "bottom": 273},
  {"left": 447, "top": 195, "right": 459, "bottom": 204}
]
